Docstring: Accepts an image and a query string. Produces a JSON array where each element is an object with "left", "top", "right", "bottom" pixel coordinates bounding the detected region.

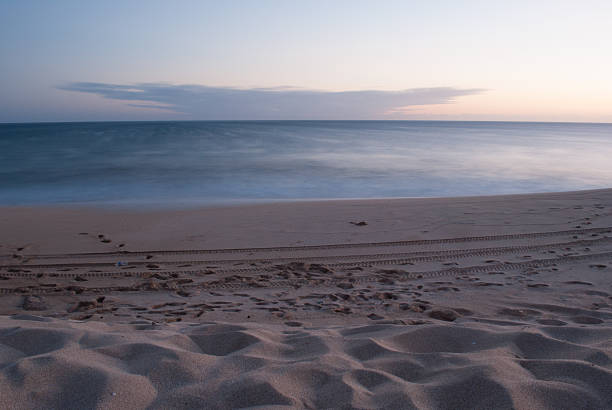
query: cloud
[{"left": 58, "top": 82, "right": 484, "bottom": 120}]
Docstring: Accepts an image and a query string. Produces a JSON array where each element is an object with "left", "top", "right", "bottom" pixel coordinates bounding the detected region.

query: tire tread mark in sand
[
  {"left": 2, "top": 250, "right": 612, "bottom": 295},
  {"left": 1, "top": 236, "right": 609, "bottom": 271},
  {"left": 1, "top": 237, "right": 611, "bottom": 278},
  {"left": 3, "top": 226, "right": 610, "bottom": 260}
]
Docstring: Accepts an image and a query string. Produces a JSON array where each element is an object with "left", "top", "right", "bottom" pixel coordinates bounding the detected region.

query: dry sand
[{"left": 1, "top": 189, "right": 612, "bottom": 409}]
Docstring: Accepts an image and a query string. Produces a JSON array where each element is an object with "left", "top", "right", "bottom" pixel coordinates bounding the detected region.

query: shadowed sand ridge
[{"left": 1, "top": 317, "right": 612, "bottom": 409}]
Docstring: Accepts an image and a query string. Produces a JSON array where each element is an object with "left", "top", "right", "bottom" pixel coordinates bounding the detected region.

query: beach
[
  {"left": 1, "top": 188, "right": 612, "bottom": 408},
  {"left": 4, "top": 0, "right": 612, "bottom": 407}
]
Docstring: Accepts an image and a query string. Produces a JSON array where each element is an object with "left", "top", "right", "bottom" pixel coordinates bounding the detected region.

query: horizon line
[{"left": 2, "top": 119, "right": 612, "bottom": 126}]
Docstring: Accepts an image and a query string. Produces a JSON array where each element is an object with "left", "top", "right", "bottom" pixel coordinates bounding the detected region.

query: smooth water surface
[{"left": 1, "top": 121, "right": 611, "bottom": 206}]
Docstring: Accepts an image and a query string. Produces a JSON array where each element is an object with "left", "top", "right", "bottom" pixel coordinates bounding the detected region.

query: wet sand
[{"left": 1, "top": 189, "right": 612, "bottom": 409}]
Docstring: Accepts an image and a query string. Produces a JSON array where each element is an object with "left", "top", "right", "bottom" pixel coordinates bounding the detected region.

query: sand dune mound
[{"left": 1, "top": 315, "right": 611, "bottom": 409}]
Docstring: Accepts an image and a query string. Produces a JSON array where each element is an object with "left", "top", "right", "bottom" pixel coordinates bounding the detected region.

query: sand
[{"left": 1, "top": 189, "right": 612, "bottom": 409}]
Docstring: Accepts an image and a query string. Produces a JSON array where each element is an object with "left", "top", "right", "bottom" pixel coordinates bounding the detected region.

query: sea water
[{"left": 1, "top": 121, "right": 611, "bottom": 206}]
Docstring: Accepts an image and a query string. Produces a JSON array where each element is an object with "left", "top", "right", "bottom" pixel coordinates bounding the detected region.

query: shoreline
[{"left": 3, "top": 186, "right": 611, "bottom": 210}]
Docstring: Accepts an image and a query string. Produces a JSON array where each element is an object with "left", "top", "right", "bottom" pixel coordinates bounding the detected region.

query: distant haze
[{"left": 1, "top": 1, "right": 611, "bottom": 123}]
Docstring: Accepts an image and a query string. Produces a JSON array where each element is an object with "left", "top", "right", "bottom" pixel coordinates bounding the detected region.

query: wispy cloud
[{"left": 59, "top": 82, "right": 484, "bottom": 120}]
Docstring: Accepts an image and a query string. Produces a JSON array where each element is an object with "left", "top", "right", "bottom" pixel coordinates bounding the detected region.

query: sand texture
[{"left": 1, "top": 189, "right": 612, "bottom": 409}]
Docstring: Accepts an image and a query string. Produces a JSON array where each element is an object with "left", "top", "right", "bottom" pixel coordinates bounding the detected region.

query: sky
[{"left": 1, "top": 0, "right": 611, "bottom": 123}]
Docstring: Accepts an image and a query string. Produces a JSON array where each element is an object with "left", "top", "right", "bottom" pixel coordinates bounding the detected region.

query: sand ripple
[{"left": 1, "top": 316, "right": 611, "bottom": 409}]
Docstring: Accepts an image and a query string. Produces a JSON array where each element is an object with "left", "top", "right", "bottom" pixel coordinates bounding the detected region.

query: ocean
[{"left": 1, "top": 121, "right": 611, "bottom": 206}]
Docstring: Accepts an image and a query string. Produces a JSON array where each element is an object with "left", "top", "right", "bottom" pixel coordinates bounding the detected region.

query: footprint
[
  {"left": 453, "top": 308, "right": 473, "bottom": 316},
  {"left": 498, "top": 308, "right": 541, "bottom": 318},
  {"left": 564, "top": 281, "right": 593, "bottom": 286},
  {"left": 536, "top": 318, "right": 567, "bottom": 326},
  {"left": 428, "top": 309, "right": 459, "bottom": 321},
  {"left": 571, "top": 316, "right": 603, "bottom": 325},
  {"left": 476, "top": 282, "right": 504, "bottom": 287},
  {"left": 527, "top": 283, "right": 549, "bottom": 288},
  {"left": 585, "top": 290, "right": 610, "bottom": 297}
]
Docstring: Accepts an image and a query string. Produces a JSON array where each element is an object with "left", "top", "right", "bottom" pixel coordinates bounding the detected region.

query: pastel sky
[{"left": 1, "top": 0, "right": 611, "bottom": 122}]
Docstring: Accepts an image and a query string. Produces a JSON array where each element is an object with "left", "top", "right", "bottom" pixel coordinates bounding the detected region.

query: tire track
[
  {"left": 4, "top": 226, "right": 610, "bottom": 261},
  {"left": 186, "top": 250, "right": 612, "bottom": 290},
  {"left": 2, "top": 251, "right": 611, "bottom": 295},
  {"left": 3, "top": 235, "right": 610, "bottom": 271}
]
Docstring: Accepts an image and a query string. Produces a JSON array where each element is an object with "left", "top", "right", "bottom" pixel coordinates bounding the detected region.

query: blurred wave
[{"left": 1, "top": 121, "right": 611, "bottom": 206}]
